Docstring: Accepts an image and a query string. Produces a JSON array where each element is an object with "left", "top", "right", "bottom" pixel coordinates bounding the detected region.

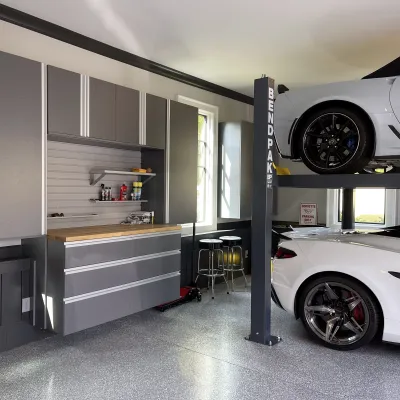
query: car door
[{"left": 389, "top": 77, "right": 400, "bottom": 123}]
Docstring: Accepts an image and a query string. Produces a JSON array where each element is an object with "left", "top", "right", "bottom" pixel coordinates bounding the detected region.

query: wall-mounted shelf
[
  {"left": 48, "top": 214, "right": 99, "bottom": 220},
  {"left": 89, "top": 199, "right": 148, "bottom": 204},
  {"left": 89, "top": 169, "right": 156, "bottom": 186}
]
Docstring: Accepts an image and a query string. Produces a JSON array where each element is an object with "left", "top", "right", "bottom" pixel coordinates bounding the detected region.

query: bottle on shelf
[
  {"left": 120, "top": 183, "right": 128, "bottom": 201},
  {"left": 100, "top": 184, "right": 105, "bottom": 201},
  {"left": 132, "top": 182, "right": 139, "bottom": 201}
]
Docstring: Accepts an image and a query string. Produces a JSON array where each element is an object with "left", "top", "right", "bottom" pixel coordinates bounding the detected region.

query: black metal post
[
  {"left": 248, "top": 76, "right": 280, "bottom": 346},
  {"left": 192, "top": 222, "right": 196, "bottom": 284},
  {"left": 342, "top": 189, "right": 355, "bottom": 229}
]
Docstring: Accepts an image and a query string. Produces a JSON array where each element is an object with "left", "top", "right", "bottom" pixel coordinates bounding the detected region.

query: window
[
  {"left": 177, "top": 96, "right": 218, "bottom": 234},
  {"left": 197, "top": 114, "right": 208, "bottom": 224},
  {"left": 338, "top": 189, "right": 385, "bottom": 224},
  {"left": 327, "top": 188, "right": 396, "bottom": 228}
]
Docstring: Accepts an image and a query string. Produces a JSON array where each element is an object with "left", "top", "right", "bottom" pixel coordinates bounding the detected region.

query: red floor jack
[{"left": 155, "top": 223, "right": 202, "bottom": 312}]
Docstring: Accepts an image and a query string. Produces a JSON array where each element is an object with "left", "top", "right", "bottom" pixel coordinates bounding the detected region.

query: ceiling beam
[{"left": 0, "top": 3, "right": 254, "bottom": 105}]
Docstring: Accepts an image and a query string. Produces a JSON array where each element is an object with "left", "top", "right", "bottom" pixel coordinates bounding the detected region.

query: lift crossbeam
[{"left": 276, "top": 173, "right": 400, "bottom": 189}]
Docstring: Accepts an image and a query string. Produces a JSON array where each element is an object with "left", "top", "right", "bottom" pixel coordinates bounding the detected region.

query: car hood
[{"left": 284, "top": 226, "right": 400, "bottom": 254}]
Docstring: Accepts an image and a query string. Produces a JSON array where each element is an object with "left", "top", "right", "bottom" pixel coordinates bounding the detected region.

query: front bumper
[{"left": 271, "top": 284, "right": 284, "bottom": 310}]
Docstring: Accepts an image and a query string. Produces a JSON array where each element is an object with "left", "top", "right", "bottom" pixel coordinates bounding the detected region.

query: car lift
[{"left": 249, "top": 76, "right": 400, "bottom": 346}]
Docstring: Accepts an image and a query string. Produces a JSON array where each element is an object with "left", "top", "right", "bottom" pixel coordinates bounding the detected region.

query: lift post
[
  {"left": 249, "top": 76, "right": 280, "bottom": 346},
  {"left": 341, "top": 189, "right": 355, "bottom": 229}
]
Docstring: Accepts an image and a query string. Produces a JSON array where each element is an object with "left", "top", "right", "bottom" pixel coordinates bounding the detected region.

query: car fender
[
  {"left": 285, "top": 78, "right": 394, "bottom": 118},
  {"left": 292, "top": 263, "right": 393, "bottom": 323}
]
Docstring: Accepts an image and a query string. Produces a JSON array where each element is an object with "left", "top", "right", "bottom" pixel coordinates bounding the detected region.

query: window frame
[
  {"left": 326, "top": 188, "right": 397, "bottom": 229},
  {"left": 177, "top": 96, "right": 219, "bottom": 236}
]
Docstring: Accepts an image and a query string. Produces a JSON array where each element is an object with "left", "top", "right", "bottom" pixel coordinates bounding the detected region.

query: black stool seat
[
  {"left": 219, "top": 236, "right": 242, "bottom": 247},
  {"left": 199, "top": 239, "right": 223, "bottom": 250}
]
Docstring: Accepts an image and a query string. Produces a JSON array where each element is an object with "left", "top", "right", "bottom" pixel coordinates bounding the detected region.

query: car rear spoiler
[{"left": 272, "top": 229, "right": 292, "bottom": 257}]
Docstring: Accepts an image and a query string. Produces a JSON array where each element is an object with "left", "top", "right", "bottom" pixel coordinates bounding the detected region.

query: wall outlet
[{"left": 245, "top": 250, "right": 249, "bottom": 259}]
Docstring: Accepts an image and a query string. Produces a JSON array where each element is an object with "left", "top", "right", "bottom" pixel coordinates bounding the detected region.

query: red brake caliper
[{"left": 347, "top": 291, "right": 364, "bottom": 322}]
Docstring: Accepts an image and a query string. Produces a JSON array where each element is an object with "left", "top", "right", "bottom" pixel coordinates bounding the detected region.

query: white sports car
[
  {"left": 274, "top": 77, "right": 400, "bottom": 174},
  {"left": 272, "top": 226, "right": 400, "bottom": 350}
]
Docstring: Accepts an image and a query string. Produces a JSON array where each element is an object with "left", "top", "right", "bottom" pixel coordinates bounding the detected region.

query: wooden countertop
[{"left": 47, "top": 224, "right": 181, "bottom": 242}]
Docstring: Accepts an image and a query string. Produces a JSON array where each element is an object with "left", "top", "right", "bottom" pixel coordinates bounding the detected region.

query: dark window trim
[{"left": 0, "top": 4, "right": 254, "bottom": 106}]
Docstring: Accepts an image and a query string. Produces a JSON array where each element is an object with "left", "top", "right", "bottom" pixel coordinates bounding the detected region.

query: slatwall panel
[{"left": 47, "top": 141, "right": 142, "bottom": 229}]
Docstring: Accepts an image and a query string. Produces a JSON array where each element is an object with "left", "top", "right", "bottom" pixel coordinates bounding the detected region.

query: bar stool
[
  {"left": 219, "top": 236, "right": 248, "bottom": 292},
  {"left": 195, "top": 239, "right": 230, "bottom": 299}
]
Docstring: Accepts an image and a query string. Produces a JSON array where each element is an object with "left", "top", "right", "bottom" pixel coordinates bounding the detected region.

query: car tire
[
  {"left": 297, "top": 107, "right": 373, "bottom": 174},
  {"left": 298, "top": 274, "right": 382, "bottom": 351}
]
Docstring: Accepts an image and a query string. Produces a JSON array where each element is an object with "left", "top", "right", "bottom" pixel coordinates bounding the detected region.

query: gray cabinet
[
  {"left": 116, "top": 85, "right": 140, "bottom": 144},
  {"left": 146, "top": 94, "right": 166, "bottom": 149},
  {"left": 218, "top": 122, "right": 254, "bottom": 219},
  {"left": 0, "top": 51, "right": 42, "bottom": 239},
  {"left": 169, "top": 101, "right": 198, "bottom": 225},
  {"left": 47, "top": 231, "right": 181, "bottom": 335},
  {"left": 47, "top": 66, "right": 80, "bottom": 136},
  {"left": 89, "top": 77, "right": 116, "bottom": 141}
]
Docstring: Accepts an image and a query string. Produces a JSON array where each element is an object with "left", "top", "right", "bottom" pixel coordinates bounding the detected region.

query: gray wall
[
  {"left": 274, "top": 157, "right": 327, "bottom": 224},
  {"left": 47, "top": 141, "right": 142, "bottom": 229}
]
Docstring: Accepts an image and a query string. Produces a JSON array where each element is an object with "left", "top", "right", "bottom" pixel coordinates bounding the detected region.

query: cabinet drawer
[
  {"left": 65, "top": 232, "right": 181, "bottom": 269},
  {"left": 64, "top": 252, "right": 180, "bottom": 297},
  {"left": 63, "top": 274, "right": 180, "bottom": 335}
]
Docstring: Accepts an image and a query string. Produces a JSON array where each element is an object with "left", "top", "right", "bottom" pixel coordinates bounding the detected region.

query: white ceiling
[{"left": 2, "top": 0, "right": 400, "bottom": 96}]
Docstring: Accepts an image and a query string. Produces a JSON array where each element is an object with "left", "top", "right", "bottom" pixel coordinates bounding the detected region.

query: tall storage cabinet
[
  {"left": 0, "top": 51, "right": 43, "bottom": 239},
  {"left": 146, "top": 94, "right": 166, "bottom": 149},
  {"left": 218, "top": 122, "right": 254, "bottom": 220},
  {"left": 168, "top": 101, "right": 198, "bottom": 225}
]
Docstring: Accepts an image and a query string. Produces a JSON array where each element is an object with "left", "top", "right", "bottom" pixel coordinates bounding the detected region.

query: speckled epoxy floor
[{"left": 1, "top": 277, "right": 400, "bottom": 400}]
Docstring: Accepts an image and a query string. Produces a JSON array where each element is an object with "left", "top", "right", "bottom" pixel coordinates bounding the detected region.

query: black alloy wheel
[
  {"left": 299, "top": 107, "right": 372, "bottom": 174},
  {"left": 298, "top": 275, "right": 381, "bottom": 350}
]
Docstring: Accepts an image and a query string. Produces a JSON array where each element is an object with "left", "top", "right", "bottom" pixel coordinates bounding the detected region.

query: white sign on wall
[{"left": 300, "top": 203, "right": 318, "bottom": 225}]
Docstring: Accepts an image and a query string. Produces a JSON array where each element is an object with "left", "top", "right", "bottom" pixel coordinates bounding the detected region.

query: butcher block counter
[
  {"left": 46, "top": 224, "right": 181, "bottom": 335},
  {"left": 47, "top": 224, "right": 181, "bottom": 242}
]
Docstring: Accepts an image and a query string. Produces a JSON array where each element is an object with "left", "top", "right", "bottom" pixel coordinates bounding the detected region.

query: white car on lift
[
  {"left": 272, "top": 227, "right": 400, "bottom": 350},
  {"left": 274, "top": 77, "right": 400, "bottom": 174}
]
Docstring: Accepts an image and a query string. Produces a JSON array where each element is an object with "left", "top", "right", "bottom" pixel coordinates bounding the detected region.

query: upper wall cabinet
[
  {"left": 89, "top": 77, "right": 116, "bottom": 141},
  {"left": 116, "top": 85, "right": 140, "bottom": 145},
  {"left": 169, "top": 101, "right": 198, "bottom": 225},
  {"left": 146, "top": 94, "right": 166, "bottom": 149},
  {"left": 89, "top": 78, "right": 140, "bottom": 145},
  {"left": 0, "top": 51, "right": 43, "bottom": 239},
  {"left": 218, "top": 121, "right": 254, "bottom": 220},
  {"left": 48, "top": 66, "right": 81, "bottom": 136}
]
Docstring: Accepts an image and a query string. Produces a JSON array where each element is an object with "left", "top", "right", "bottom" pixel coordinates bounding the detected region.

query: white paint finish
[
  {"left": 0, "top": 21, "right": 252, "bottom": 123},
  {"left": 272, "top": 232, "right": 400, "bottom": 344},
  {"left": 47, "top": 141, "right": 142, "bottom": 229},
  {"left": 390, "top": 77, "right": 400, "bottom": 123},
  {"left": 220, "top": 123, "right": 241, "bottom": 219},
  {"left": 274, "top": 77, "right": 400, "bottom": 157},
  {"left": 2, "top": 0, "right": 400, "bottom": 95}
]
